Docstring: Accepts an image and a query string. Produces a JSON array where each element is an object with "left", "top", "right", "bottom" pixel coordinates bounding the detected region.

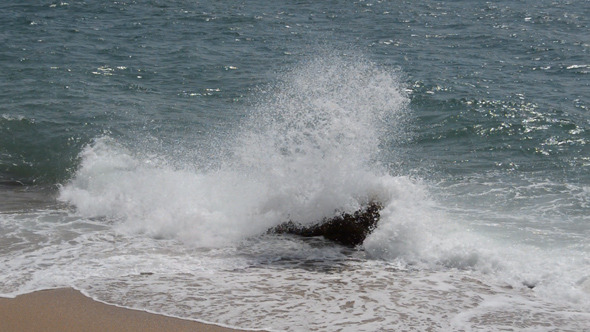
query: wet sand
[{"left": 0, "top": 288, "right": 254, "bottom": 332}]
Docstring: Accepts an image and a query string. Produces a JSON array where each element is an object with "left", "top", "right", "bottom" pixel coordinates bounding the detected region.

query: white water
[
  {"left": 2, "top": 55, "right": 589, "bottom": 330},
  {"left": 60, "top": 54, "right": 411, "bottom": 247}
]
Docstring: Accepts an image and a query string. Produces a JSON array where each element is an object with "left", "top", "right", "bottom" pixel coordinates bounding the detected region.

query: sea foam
[
  {"left": 58, "top": 54, "right": 590, "bottom": 312},
  {"left": 59, "top": 53, "right": 417, "bottom": 247}
]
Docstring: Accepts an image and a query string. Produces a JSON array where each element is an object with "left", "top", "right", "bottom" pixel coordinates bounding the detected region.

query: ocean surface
[{"left": 1, "top": 0, "right": 589, "bottom": 330}]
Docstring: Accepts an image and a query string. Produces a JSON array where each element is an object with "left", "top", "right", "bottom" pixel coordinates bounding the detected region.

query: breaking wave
[{"left": 59, "top": 54, "right": 420, "bottom": 247}]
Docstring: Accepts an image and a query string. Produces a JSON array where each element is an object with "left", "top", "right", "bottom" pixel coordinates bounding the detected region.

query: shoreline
[{"left": 0, "top": 288, "right": 259, "bottom": 332}]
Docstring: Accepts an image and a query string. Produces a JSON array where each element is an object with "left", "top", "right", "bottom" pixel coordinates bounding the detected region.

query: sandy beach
[{"left": 0, "top": 288, "right": 253, "bottom": 332}]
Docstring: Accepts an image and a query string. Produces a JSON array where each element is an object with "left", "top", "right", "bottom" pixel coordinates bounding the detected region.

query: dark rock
[{"left": 268, "top": 201, "right": 383, "bottom": 247}]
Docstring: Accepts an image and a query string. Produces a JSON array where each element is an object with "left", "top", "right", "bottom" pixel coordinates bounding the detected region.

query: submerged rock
[{"left": 269, "top": 202, "right": 383, "bottom": 247}]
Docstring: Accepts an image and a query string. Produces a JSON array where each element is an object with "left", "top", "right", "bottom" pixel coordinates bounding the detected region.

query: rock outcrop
[{"left": 268, "top": 202, "right": 383, "bottom": 247}]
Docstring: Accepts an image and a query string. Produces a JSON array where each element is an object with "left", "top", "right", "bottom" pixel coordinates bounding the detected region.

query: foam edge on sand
[{"left": 0, "top": 288, "right": 264, "bottom": 332}]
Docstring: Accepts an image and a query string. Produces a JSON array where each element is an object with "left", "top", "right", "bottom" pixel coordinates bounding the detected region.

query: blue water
[{"left": 1, "top": 1, "right": 589, "bottom": 330}]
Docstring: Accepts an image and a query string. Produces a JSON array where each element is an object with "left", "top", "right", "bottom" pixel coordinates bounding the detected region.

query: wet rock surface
[{"left": 268, "top": 202, "right": 383, "bottom": 247}]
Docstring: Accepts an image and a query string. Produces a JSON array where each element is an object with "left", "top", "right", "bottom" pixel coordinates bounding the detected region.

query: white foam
[
  {"left": 47, "top": 53, "right": 590, "bottom": 329},
  {"left": 3, "top": 205, "right": 589, "bottom": 331},
  {"left": 1, "top": 113, "right": 33, "bottom": 122},
  {"left": 59, "top": 54, "right": 411, "bottom": 247}
]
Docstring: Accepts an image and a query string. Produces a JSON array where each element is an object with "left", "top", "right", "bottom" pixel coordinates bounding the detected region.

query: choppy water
[{"left": 1, "top": 1, "right": 589, "bottom": 331}]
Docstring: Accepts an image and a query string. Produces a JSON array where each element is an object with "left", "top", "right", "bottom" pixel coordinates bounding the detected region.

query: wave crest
[{"left": 60, "top": 54, "right": 416, "bottom": 247}]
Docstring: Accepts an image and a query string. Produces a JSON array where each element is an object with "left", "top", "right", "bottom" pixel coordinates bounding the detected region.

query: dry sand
[{"left": 0, "top": 288, "right": 256, "bottom": 332}]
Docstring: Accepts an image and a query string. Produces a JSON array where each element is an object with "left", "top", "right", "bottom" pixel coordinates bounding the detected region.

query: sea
[{"left": 1, "top": 0, "right": 589, "bottom": 331}]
